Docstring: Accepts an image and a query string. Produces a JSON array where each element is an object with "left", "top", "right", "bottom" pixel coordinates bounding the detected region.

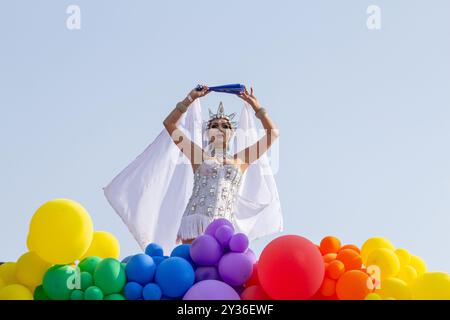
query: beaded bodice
[{"left": 183, "top": 158, "right": 243, "bottom": 220}]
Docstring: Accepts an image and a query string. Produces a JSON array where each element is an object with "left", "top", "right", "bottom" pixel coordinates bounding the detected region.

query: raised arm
[
  {"left": 234, "top": 86, "right": 280, "bottom": 173},
  {"left": 163, "top": 85, "right": 210, "bottom": 172}
]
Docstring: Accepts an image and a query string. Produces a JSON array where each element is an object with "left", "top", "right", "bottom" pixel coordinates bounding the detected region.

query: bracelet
[
  {"left": 187, "top": 94, "right": 194, "bottom": 102},
  {"left": 176, "top": 101, "right": 188, "bottom": 113},
  {"left": 255, "top": 107, "right": 267, "bottom": 119}
]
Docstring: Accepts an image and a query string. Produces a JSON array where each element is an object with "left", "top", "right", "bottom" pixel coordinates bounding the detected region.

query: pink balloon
[{"left": 183, "top": 280, "right": 240, "bottom": 300}]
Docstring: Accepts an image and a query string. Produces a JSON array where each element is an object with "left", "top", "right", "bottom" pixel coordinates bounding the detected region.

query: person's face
[{"left": 207, "top": 118, "right": 234, "bottom": 146}]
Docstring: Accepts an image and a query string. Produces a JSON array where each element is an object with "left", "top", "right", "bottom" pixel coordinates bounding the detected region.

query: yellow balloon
[
  {"left": 15, "top": 252, "right": 52, "bottom": 288},
  {"left": 411, "top": 272, "right": 450, "bottom": 300},
  {"left": 81, "top": 231, "right": 120, "bottom": 259},
  {"left": 409, "top": 255, "right": 427, "bottom": 276},
  {"left": 361, "top": 237, "right": 395, "bottom": 265},
  {"left": 397, "top": 265, "right": 418, "bottom": 284},
  {"left": 0, "top": 277, "right": 5, "bottom": 290},
  {"left": 394, "top": 248, "right": 411, "bottom": 267},
  {"left": 0, "top": 262, "right": 18, "bottom": 285},
  {"left": 0, "top": 284, "right": 33, "bottom": 300},
  {"left": 376, "top": 277, "right": 412, "bottom": 300},
  {"left": 27, "top": 199, "right": 94, "bottom": 264},
  {"left": 364, "top": 293, "right": 382, "bottom": 300},
  {"left": 366, "top": 248, "right": 400, "bottom": 279}
]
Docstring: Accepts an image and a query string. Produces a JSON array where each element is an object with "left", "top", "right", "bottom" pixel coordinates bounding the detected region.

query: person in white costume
[{"left": 103, "top": 85, "right": 283, "bottom": 253}]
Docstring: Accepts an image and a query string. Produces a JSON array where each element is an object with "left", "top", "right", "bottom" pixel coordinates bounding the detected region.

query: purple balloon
[
  {"left": 244, "top": 248, "right": 257, "bottom": 264},
  {"left": 229, "top": 233, "right": 249, "bottom": 253},
  {"left": 190, "top": 235, "right": 222, "bottom": 266},
  {"left": 214, "top": 225, "right": 234, "bottom": 248},
  {"left": 205, "top": 218, "right": 234, "bottom": 237},
  {"left": 183, "top": 280, "right": 240, "bottom": 300},
  {"left": 195, "top": 266, "right": 221, "bottom": 282},
  {"left": 218, "top": 252, "right": 253, "bottom": 286}
]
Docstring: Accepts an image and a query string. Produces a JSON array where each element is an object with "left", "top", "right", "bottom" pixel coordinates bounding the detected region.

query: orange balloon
[
  {"left": 339, "top": 244, "right": 360, "bottom": 254},
  {"left": 320, "top": 277, "right": 336, "bottom": 297},
  {"left": 327, "top": 260, "right": 345, "bottom": 280},
  {"left": 336, "top": 249, "right": 362, "bottom": 271},
  {"left": 320, "top": 236, "right": 341, "bottom": 255},
  {"left": 336, "top": 270, "right": 374, "bottom": 300},
  {"left": 323, "top": 253, "right": 337, "bottom": 263}
]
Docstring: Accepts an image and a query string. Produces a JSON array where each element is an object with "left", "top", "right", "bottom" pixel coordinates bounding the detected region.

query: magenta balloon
[
  {"left": 204, "top": 218, "right": 234, "bottom": 237},
  {"left": 190, "top": 235, "right": 222, "bottom": 266},
  {"left": 229, "top": 233, "right": 249, "bottom": 253},
  {"left": 218, "top": 252, "right": 253, "bottom": 286},
  {"left": 244, "top": 248, "right": 257, "bottom": 264},
  {"left": 183, "top": 280, "right": 240, "bottom": 300},
  {"left": 214, "top": 225, "right": 234, "bottom": 248},
  {"left": 195, "top": 266, "right": 221, "bottom": 282}
]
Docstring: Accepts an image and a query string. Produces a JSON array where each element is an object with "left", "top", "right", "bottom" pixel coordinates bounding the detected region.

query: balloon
[
  {"left": 229, "top": 233, "right": 249, "bottom": 253},
  {"left": 366, "top": 248, "right": 400, "bottom": 279},
  {"left": 152, "top": 256, "right": 168, "bottom": 266},
  {"left": 365, "top": 293, "right": 382, "bottom": 300},
  {"left": 33, "top": 285, "right": 49, "bottom": 300},
  {"left": 409, "top": 255, "right": 427, "bottom": 276},
  {"left": 143, "top": 283, "right": 162, "bottom": 300},
  {"left": 319, "top": 277, "right": 336, "bottom": 297},
  {"left": 205, "top": 218, "right": 234, "bottom": 237},
  {"left": 218, "top": 253, "right": 253, "bottom": 286},
  {"left": 81, "top": 231, "right": 120, "bottom": 259},
  {"left": 320, "top": 236, "right": 341, "bottom": 255},
  {"left": 124, "top": 282, "right": 143, "bottom": 300},
  {"left": 27, "top": 199, "right": 94, "bottom": 264},
  {"left": 0, "top": 284, "right": 33, "bottom": 300},
  {"left": 15, "top": 251, "right": 52, "bottom": 288},
  {"left": 195, "top": 266, "right": 221, "bottom": 282},
  {"left": 0, "top": 277, "right": 4, "bottom": 290},
  {"left": 121, "top": 255, "right": 132, "bottom": 264},
  {"left": 326, "top": 260, "right": 345, "bottom": 280},
  {"left": 104, "top": 293, "right": 125, "bottom": 300},
  {"left": 145, "top": 243, "right": 164, "bottom": 257},
  {"left": 360, "top": 237, "right": 395, "bottom": 265},
  {"left": 215, "top": 225, "right": 234, "bottom": 248},
  {"left": 394, "top": 248, "right": 411, "bottom": 267},
  {"left": 323, "top": 253, "right": 337, "bottom": 263},
  {"left": 190, "top": 235, "right": 222, "bottom": 266},
  {"left": 376, "top": 277, "right": 411, "bottom": 300},
  {"left": 183, "top": 280, "right": 240, "bottom": 300},
  {"left": 155, "top": 257, "right": 195, "bottom": 298},
  {"left": 336, "top": 249, "right": 362, "bottom": 271},
  {"left": 397, "top": 265, "right": 418, "bottom": 284},
  {"left": 258, "top": 235, "right": 325, "bottom": 300},
  {"left": 70, "top": 289, "right": 84, "bottom": 300},
  {"left": 170, "top": 244, "right": 196, "bottom": 268},
  {"left": 241, "top": 285, "right": 271, "bottom": 300},
  {"left": 78, "top": 256, "right": 102, "bottom": 274},
  {"left": 339, "top": 244, "right": 360, "bottom": 254},
  {"left": 80, "top": 271, "right": 93, "bottom": 290},
  {"left": 336, "top": 270, "right": 374, "bottom": 300},
  {"left": 245, "top": 263, "right": 259, "bottom": 287},
  {"left": 125, "top": 254, "right": 156, "bottom": 285},
  {"left": 244, "top": 249, "right": 257, "bottom": 265},
  {"left": 93, "top": 258, "right": 126, "bottom": 295},
  {"left": 411, "top": 272, "right": 450, "bottom": 300},
  {"left": 43, "top": 265, "right": 77, "bottom": 300},
  {"left": 0, "top": 262, "right": 17, "bottom": 285},
  {"left": 84, "top": 286, "right": 104, "bottom": 300}
]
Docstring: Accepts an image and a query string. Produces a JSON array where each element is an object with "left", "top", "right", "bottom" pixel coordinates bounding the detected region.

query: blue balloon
[
  {"left": 170, "top": 244, "right": 196, "bottom": 269},
  {"left": 124, "top": 282, "right": 143, "bottom": 300},
  {"left": 155, "top": 257, "right": 195, "bottom": 298},
  {"left": 125, "top": 254, "right": 156, "bottom": 285},
  {"left": 145, "top": 243, "right": 164, "bottom": 257},
  {"left": 152, "top": 256, "right": 168, "bottom": 266},
  {"left": 142, "top": 283, "right": 162, "bottom": 300},
  {"left": 121, "top": 255, "right": 132, "bottom": 264}
]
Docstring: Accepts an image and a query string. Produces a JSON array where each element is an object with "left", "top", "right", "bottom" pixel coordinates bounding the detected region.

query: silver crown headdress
[{"left": 207, "top": 102, "right": 237, "bottom": 129}]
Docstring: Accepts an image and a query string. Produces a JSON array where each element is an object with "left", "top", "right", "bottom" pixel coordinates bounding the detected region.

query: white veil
[{"left": 103, "top": 98, "right": 283, "bottom": 254}]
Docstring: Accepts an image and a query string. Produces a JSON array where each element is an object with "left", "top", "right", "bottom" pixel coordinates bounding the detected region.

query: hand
[
  {"left": 237, "top": 86, "right": 260, "bottom": 109},
  {"left": 189, "top": 84, "right": 210, "bottom": 100}
]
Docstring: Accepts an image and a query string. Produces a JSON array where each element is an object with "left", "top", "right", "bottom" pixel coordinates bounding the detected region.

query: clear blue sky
[{"left": 1, "top": 1, "right": 449, "bottom": 271}]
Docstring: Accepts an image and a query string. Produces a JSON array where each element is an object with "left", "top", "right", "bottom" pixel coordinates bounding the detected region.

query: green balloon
[
  {"left": 80, "top": 271, "right": 93, "bottom": 291},
  {"left": 78, "top": 256, "right": 102, "bottom": 274},
  {"left": 84, "top": 286, "right": 104, "bottom": 300},
  {"left": 104, "top": 293, "right": 126, "bottom": 300},
  {"left": 33, "top": 285, "right": 49, "bottom": 300},
  {"left": 43, "top": 265, "right": 77, "bottom": 300},
  {"left": 70, "top": 289, "right": 84, "bottom": 300},
  {"left": 93, "top": 258, "right": 126, "bottom": 295}
]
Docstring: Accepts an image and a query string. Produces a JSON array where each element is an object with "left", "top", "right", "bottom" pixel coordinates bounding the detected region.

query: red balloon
[
  {"left": 241, "top": 285, "right": 271, "bottom": 300},
  {"left": 244, "top": 263, "right": 259, "bottom": 287},
  {"left": 258, "top": 235, "right": 325, "bottom": 300}
]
